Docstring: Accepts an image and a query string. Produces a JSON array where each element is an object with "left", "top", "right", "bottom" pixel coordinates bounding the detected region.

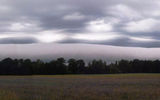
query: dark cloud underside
[{"left": 0, "top": 37, "right": 38, "bottom": 44}]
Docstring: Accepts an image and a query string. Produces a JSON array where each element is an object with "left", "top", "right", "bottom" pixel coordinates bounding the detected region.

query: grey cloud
[
  {"left": 0, "top": 37, "right": 38, "bottom": 44},
  {"left": 58, "top": 36, "right": 160, "bottom": 48},
  {"left": 0, "top": 0, "right": 160, "bottom": 47}
]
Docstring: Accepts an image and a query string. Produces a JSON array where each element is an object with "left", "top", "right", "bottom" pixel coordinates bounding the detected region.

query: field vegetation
[{"left": 0, "top": 74, "right": 159, "bottom": 100}]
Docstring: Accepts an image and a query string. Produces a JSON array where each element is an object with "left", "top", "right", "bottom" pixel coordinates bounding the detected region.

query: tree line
[{"left": 0, "top": 58, "right": 159, "bottom": 75}]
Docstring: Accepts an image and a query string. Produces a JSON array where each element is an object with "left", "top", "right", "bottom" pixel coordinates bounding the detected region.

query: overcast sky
[
  {"left": 0, "top": 0, "right": 160, "bottom": 61},
  {"left": 1, "top": 43, "right": 160, "bottom": 62},
  {"left": 1, "top": 0, "right": 160, "bottom": 47}
]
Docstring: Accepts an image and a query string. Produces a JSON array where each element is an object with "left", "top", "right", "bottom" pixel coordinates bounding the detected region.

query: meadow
[{"left": 0, "top": 74, "right": 159, "bottom": 100}]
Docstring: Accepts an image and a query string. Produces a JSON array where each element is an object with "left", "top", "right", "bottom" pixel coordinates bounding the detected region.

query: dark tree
[
  {"left": 68, "top": 58, "right": 78, "bottom": 74},
  {"left": 0, "top": 57, "right": 159, "bottom": 75},
  {"left": 88, "top": 60, "right": 106, "bottom": 74}
]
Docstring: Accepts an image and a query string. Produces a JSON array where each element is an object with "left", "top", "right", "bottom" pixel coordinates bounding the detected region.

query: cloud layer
[
  {"left": 0, "top": 0, "right": 160, "bottom": 47},
  {"left": 0, "top": 43, "right": 160, "bottom": 62}
]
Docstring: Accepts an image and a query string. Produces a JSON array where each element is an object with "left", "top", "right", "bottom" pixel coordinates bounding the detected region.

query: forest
[{"left": 0, "top": 58, "right": 160, "bottom": 75}]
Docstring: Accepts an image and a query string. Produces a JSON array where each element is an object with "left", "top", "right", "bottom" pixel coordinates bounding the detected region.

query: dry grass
[{"left": 0, "top": 74, "right": 160, "bottom": 100}]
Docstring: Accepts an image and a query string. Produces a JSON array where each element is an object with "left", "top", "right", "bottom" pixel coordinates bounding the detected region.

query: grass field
[{"left": 0, "top": 74, "right": 160, "bottom": 100}]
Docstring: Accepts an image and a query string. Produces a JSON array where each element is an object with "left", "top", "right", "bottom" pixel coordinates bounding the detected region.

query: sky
[
  {"left": 1, "top": 44, "right": 160, "bottom": 62},
  {"left": 0, "top": 0, "right": 160, "bottom": 61}
]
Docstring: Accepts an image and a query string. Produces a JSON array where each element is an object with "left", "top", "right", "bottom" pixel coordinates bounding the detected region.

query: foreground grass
[{"left": 0, "top": 74, "right": 160, "bottom": 100}]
